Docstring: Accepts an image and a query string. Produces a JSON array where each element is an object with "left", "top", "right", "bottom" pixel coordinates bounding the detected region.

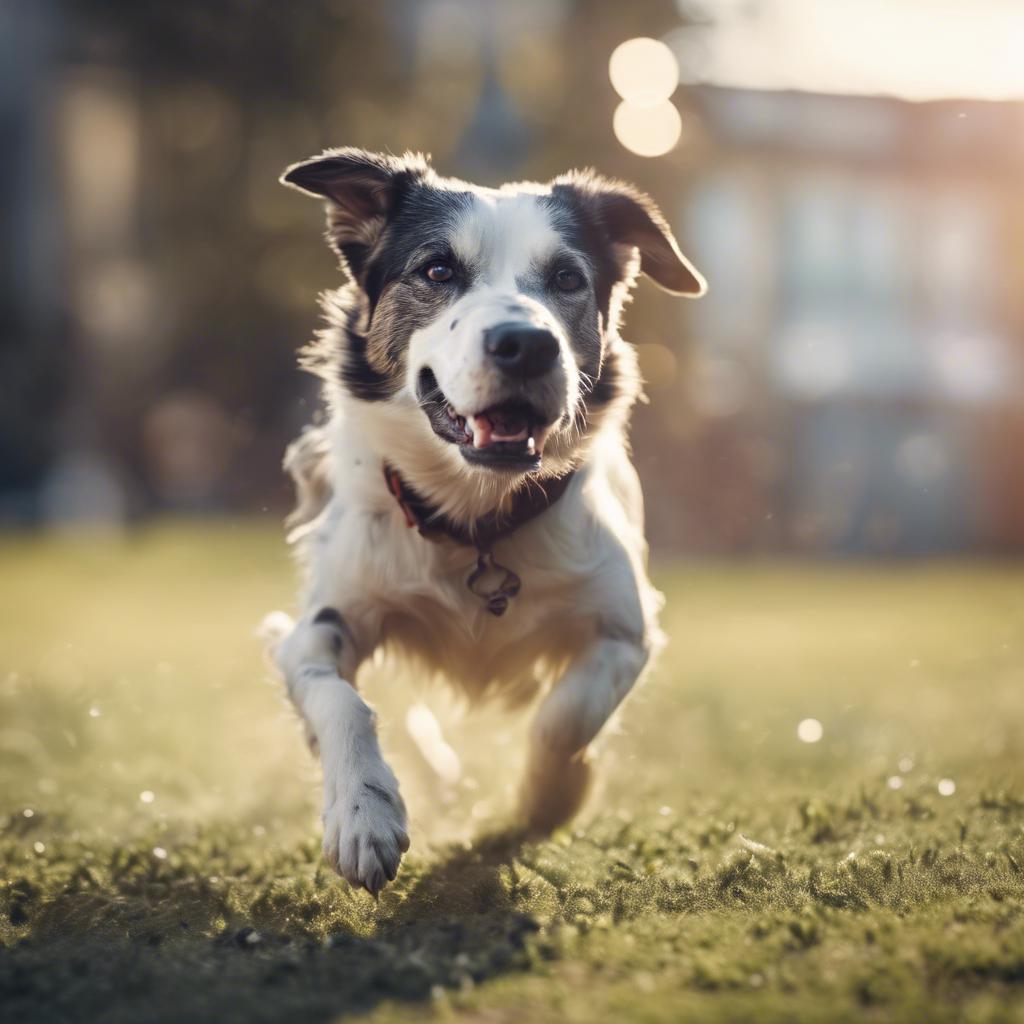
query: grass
[{"left": 1, "top": 521, "right": 1023, "bottom": 1023}]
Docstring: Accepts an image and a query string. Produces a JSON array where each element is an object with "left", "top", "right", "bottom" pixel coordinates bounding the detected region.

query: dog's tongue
[{"left": 469, "top": 410, "right": 530, "bottom": 449}]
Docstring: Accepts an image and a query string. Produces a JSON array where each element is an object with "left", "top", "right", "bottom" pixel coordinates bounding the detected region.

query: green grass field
[{"left": 1, "top": 523, "right": 1023, "bottom": 1023}]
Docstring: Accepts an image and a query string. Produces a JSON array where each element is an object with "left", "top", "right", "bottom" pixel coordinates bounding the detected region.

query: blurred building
[{"left": 664, "top": 87, "right": 1024, "bottom": 554}]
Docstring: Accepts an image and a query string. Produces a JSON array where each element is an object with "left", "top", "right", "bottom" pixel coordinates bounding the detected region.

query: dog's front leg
[
  {"left": 520, "top": 632, "right": 649, "bottom": 833},
  {"left": 273, "top": 609, "right": 408, "bottom": 895}
]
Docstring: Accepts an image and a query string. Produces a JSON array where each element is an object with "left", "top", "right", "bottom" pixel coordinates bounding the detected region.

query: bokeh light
[
  {"left": 797, "top": 718, "right": 824, "bottom": 743},
  {"left": 609, "top": 37, "right": 683, "bottom": 158},
  {"left": 609, "top": 37, "right": 679, "bottom": 105},
  {"left": 613, "top": 99, "right": 682, "bottom": 157}
]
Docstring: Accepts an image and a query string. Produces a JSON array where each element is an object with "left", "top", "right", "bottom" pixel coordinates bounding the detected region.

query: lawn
[{"left": 1, "top": 522, "right": 1023, "bottom": 1023}]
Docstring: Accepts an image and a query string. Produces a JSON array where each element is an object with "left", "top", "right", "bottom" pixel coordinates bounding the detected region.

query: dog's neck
[
  {"left": 382, "top": 462, "right": 576, "bottom": 549},
  {"left": 380, "top": 461, "right": 578, "bottom": 616}
]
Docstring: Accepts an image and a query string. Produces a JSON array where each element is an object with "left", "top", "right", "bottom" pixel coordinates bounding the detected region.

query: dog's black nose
[{"left": 484, "top": 323, "right": 559, "bottom": 379}]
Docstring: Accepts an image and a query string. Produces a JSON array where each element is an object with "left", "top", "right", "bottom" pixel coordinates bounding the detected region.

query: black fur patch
[
  {"left": 364, "top": 187, "right": 474, "bottom": 306},
  {"left": 313, "top": 606, "right": 344, "bottom": 627},
  {"left": 282, "top": 148, "right": 431, "bottom": 282},
  {"left": 586, "top": 341, "right": 629, "bottom": 411},
  {"left": 336, "top": 299, "right": 398, "bottom": 402},
  {"left": 324, "top": 183, "right": 475, "bottom": 403},
  {"left": 544, "top": 185, "right": 627, "bottom": 324},
  {"left": 313, "top": 606, "right": 345, "bottom": 655}
]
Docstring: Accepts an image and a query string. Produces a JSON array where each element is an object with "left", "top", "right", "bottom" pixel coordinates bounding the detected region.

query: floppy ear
[
  {"left": 558, "top": 172, "right": 706, "bottom": 297},
  {"left": 280, "top": 147, "right": 429, "bottom": 276}
]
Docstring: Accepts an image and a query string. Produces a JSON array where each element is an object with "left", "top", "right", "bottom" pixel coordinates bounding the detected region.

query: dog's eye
[
  {"left": 554, "top": 269, "right": 584, "bottom": 293},
  {"left": 424, "top": 262, "right": 454, "bottom": 283}
]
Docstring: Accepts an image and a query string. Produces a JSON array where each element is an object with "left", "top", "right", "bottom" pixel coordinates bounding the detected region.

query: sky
[{"left": 670, "top": 0, "right": 1024, "bottom": 101}]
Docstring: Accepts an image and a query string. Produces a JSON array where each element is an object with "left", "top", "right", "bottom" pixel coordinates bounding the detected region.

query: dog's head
[{"left": 282, "top": 148, "right": 704, "bottom": 486}]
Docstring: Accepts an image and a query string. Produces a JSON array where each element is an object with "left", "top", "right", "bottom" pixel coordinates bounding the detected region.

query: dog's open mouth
[{"left": 417, "top": 369, "right": 553, "bottom": 470}]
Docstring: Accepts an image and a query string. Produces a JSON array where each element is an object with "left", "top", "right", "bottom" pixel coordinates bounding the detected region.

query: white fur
[{"left": 265, "top": 190, "right": 663, "bottom": 894}]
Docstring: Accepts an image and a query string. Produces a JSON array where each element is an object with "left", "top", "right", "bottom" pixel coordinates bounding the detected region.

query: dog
[{"left": 265, "top": 148, "right": 705, "bottom": 895}]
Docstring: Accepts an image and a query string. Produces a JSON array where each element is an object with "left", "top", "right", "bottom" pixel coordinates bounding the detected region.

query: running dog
[{"left": 265, "top": 148, "right": 705, "bottom": 894}]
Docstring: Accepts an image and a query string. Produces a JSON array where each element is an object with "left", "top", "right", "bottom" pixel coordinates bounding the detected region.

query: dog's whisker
[{"left": 577, "top": 369, "right": 598, "bottom": 397}]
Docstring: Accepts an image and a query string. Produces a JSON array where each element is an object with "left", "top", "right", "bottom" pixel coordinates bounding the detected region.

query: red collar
[{"left": 382, "top": 463, "right": 575, "bottom": 615}]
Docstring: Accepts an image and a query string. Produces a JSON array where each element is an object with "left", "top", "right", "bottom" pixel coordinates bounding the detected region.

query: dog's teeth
[{"left": 526, "top": 437, "right": 536, "bottom": 456}]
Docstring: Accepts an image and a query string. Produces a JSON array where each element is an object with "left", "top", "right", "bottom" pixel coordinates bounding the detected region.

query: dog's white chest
[
  {"left": 375, "top": 535, "right": 592, "bottom": 702},
  {"left": 305, "top": 447, "right": 654, "bottom": 705}
]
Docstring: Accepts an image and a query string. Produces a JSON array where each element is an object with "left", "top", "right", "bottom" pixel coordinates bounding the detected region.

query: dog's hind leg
[
  {"left": 519, "top": 633, "right": 650, "bottom": 834},
  {"left": 268, "top": 608, "right": 409, "bottom": 895}
]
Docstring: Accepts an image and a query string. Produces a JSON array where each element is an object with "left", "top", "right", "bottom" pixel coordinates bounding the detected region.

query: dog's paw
[{"left": 322, "top": 775, "right": 409, "bottom": 895}]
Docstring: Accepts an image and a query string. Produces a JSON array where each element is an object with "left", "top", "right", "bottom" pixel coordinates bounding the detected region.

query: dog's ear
[
  {"left": 556, "top": 172, "right": 705, "bottom": 297},
  {"left": 280, "top": 148, "right": 429, "bottom": 276}
]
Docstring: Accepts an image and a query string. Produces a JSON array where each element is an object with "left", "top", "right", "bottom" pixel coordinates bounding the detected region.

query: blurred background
[{"left": 3, "top": 0, "right": 1024, "bottom": 556}]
